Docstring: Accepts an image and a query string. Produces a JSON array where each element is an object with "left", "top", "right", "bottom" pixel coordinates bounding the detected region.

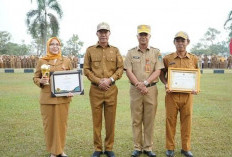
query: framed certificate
[
  {"left": 50, "top": 70, "right": 84, "bottom": 97},
  {"left": 168, "top": 68, "right": 200, "bottom": 93}
]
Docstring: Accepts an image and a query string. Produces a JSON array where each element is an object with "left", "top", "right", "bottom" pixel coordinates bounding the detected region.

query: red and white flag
[{"left": 230, "top": 38, "right": 232, "bottom": 55}]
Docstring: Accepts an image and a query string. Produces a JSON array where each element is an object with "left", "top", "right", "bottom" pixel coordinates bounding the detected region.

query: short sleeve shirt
[{"left": 124, "top": 46, "right": 164, "bottom": 82}]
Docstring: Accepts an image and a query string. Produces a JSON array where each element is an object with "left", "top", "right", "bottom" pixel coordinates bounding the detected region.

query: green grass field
[{"left": 0, "top": 73, "right": 232, "bottom": 157}]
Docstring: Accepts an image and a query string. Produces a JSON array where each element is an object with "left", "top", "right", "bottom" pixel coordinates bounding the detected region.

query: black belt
[
  {"left": 91, "top": 82, "right": 115, "bottom": 86},
  {"left": 131, "top": 82, "right": 156, "bottom": 87}
]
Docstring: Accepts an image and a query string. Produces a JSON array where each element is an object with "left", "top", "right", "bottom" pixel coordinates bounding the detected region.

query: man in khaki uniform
[
  {"left": 16, "top": 56, "right": 21, "bottom": 68},
  {"left": 73, "top": 56, "right": 78, "bottom": 68},
  {"left": 160, "top": 32, "right": 198, "bottom": 157},
  {"left": 227, "top": 55, "right": 232, "bottom": 69},
  {"left": 83, "top": 22, "right": 123, "bottom": 157},
  {"left": 211, "top": 55, "right": 217, "bottom": 69},
  {"left": 203, "top": 55, "right": 209, "bottom": 68},
  {"left": 0, "top": 55, "right": 3, "bottom": 68},
  {"left": 10, "top": 56, "right": 15, "bottom": 68},
  {"left": 6, "top": 55, "right": 10, "bottom": 68},
  {"left": 124, "top": 25, "right": 164, "bottom": 157}
]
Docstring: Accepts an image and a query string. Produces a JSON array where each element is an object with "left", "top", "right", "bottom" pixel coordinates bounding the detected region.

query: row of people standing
[
  {"left": 34, "top": 22, "right": 198, "bottom": 157},
  {"left": 0, "top": 54, "right": 79, "bottom": 69},
  {"left": 200, "top": 54, "right": 232, "bottom": 69},
  {"left": 0, "top": 55, "right": 38, "bottom": 69}
]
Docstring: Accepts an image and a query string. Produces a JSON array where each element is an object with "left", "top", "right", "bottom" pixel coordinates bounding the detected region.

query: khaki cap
[
  {"left": 174, "top": 31, "right": 189, "bottom": 40},
  {"left": 137, "top": 25, "right": 151, "bottom": 34},
  {"left": 97, "top": 22, "right": 110, "bottom": 31}
]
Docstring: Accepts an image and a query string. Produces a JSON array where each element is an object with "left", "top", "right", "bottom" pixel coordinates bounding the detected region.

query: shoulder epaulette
[
  {"left": 188, "top": 52, "right": 196, "bottom": 57},
  {"left": 166, "top": 52, "right": 175, "bottom": 57},
  {"left": 128, "top": 47, "right": 137, "bottom": 51},
  {"left": 87, "top": 45, "right": 96, "bottom": 49},
  {"left": 150, "top": 46, "right": 160, "bottom": 52}
]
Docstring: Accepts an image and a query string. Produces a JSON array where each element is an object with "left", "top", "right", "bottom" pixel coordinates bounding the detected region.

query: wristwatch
[
  {"left": 110, "top": 77, "right": 115, "bottom": 83},
  {"left": 143, "top": 80, "right": 149, "bottom": 86}
]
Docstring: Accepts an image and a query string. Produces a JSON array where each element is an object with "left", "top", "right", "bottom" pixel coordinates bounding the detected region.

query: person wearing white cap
[{"left": 84, "top": 22, "right": 124, "bottom": 157}]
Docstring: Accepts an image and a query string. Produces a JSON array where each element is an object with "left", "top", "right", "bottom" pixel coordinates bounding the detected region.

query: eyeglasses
[{"left": 49, "top": 43, "right": 60, "bottom": 47}]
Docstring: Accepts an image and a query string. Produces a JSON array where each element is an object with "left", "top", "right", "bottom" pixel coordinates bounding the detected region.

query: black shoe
[
  {"left": 131, "top": 150, "right": 142, "bottom": 157},
  {"left": 57, "top": 154, "right": 68, "bottom": 157},
  {"left": 181, "top": 149, "right": 193, "bottom": 157},
  {"left": 166, "top": 150, "right": 174, "bottom": 157},
  {"left": 92, "top": 151, "right": 103, "bottom": 157},
  {"left": 104, "top": 151, "right": 115, "bottom": 157},
  {"left": 143, "top": 150, "right": 156, "bottom": 157}
]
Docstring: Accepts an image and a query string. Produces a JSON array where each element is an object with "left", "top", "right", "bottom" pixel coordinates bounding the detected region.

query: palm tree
[
  {"left": 224, "top": 10, "right": 232, "bottom": 38},
  {"left": 26, "top": 0, "right": 63, "bottom": 55}
]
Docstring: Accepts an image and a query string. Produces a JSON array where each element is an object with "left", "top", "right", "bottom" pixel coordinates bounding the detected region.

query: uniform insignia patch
[
  {"left": 133, "top": 56, "right": 140, "bottom": 59},
  {"left": 169, "top": 62, "right": 175, "bottom": 65}
]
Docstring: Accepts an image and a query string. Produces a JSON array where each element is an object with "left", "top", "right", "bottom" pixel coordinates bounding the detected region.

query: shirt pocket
[
  {"left": 132, "top": 58, "right": 141, "bottom": 70},
  {"left": 168, "top": 60, "right": 177, "bottom": 68},
  {"left": 186, "top": 59, "right": 195, "bottom": 68},
  {"left": 92, "top": 56, "right": 102, "bottom": 68},
  {"left": 106, "top": 54, "right": 116, "bottom": 70},
  {"left": 106, "top": 54, "right": 116, "bottom": 62}
]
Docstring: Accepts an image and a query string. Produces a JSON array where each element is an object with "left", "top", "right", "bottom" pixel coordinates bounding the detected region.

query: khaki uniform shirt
[
  {"left": 163, "top": 52, "right": 198, "bottom": 72},
  {"left": 124, "top": 46, "right": 164, "bottom": 82},
  {"left": 83, "top": 43, "right": 124, "bottom": 84},
  {"left": 33, "top": 56, "right": 73, "bottom": 104}
]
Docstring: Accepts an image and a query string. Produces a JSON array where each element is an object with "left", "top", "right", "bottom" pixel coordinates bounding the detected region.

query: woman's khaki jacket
[{"left": 33, "top": 56, "right": 73, "bottom": 104}]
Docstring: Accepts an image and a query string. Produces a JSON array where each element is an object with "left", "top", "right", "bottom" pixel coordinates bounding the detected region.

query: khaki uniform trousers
[
  {"left": 89, "top": 84, "right": 118, "bottom": 151},
  {"left": 130, "top": 85, "right": 158, "bottom": 151},
  {"left": 165, "top": 93, "right": 193, "bottom": 151},
  {"left": 40, "top": 103, "right": 69, "bottom": 155}
]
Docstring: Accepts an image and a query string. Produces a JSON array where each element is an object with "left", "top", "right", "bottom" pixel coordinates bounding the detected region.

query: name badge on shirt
[
  {"left": 169, "top": 62, "right": 175, "bottom": 65},
  {"left": 133, "top": 56, "right": 140, "bottom": 59}
]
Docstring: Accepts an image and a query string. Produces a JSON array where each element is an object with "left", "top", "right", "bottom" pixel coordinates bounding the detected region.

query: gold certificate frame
[
  {"left": 168, "top": 68, "right": 200, "bottom": 93},
  {"left": 50, "top": 70, "right": 84, "bottom": 97}
]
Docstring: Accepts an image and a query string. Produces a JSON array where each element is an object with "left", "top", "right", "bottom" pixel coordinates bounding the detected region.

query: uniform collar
[
  {"left": 95, "top": 42, "right": 111, "bottom": 48},
  {"left": 136, "top": 45, "right": 151, "bottom": 52},
  {"left": 174, "top": 51, "right": 190, "bottom": 59}
]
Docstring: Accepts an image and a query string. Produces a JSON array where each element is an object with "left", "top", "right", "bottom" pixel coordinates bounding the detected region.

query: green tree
[
  {"left": 0, "top": 31, "right": 12, "bottom": 54},
  {"left": 204, "top": 27, "right": 220, "bottom": 45},
  {"left": 2, "top": 42, "right": 30, "bottom": 56},
  {"left": 63, "top": 34, "right": 84, "bottom": 56},
  {"left": 26, "top": 0, "right": 63, "bottom": 54},
  {"left": 224, "top": 10, "right": 232, "bottom": 38},
  {"left": 191, "top": 28, "right": 229, "bottom": 55}
]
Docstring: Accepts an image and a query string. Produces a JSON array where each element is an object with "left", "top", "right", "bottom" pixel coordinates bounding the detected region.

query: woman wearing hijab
[{"left": 33, "top": 37, "right": 73, "bottom": 157}]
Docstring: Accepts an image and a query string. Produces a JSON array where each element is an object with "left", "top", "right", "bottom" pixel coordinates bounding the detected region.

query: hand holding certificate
[
  {"left": 50, "top": 70, "right": 84, "bottom": 97},
  {"left": 167, "top": 68, "right": 200, "bottom": 93}
]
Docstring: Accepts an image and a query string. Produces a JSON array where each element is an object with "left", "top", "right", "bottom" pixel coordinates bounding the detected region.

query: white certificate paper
[
  {"left": 54, "top": 74, "right": 79, "bottom": 92},
  {"left": 171, "top": 72, "right": 196, "bottom": 90},
  {"left": 50, "top": 70, "right": 84, "bottom": 97},
  {"left": 168, "top": 68, "right": 200, "bottom": 93}
]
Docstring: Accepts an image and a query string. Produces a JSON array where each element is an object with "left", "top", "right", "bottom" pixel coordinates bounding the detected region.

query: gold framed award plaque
[
  {"left": 168, "top": 67, "right": 200, "bottom": 93},
  {"left": 50, "top": 70, "right": 84, "bottom": 97}
]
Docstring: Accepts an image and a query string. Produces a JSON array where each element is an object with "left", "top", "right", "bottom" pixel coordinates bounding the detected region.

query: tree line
[{"left": 1, "top": 0, "right": 232, "bottom": 56}]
